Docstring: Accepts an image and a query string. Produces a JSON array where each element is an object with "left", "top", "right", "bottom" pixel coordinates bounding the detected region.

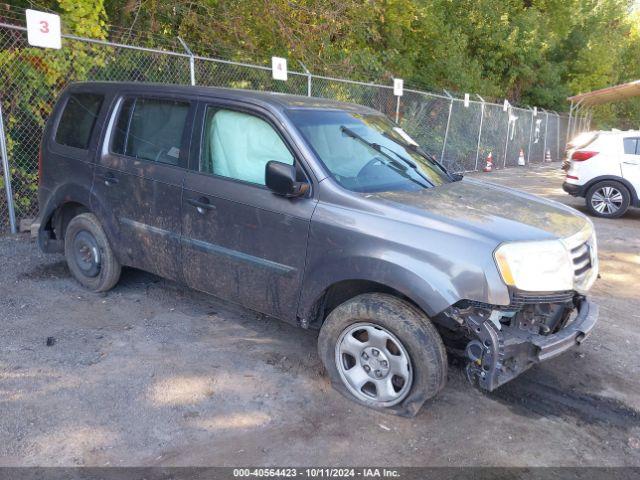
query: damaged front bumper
[
  {"left": 531, "top": 299, "right": 597, "bottom": 362},
  {"left": 442, "top": 295, "right": 598, "bottom": 392}
]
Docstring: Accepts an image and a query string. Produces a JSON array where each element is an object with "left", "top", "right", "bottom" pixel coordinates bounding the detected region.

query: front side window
[
  {"left": 200, "top": 108, "right": 293, "bottom": 185},
  {"left": 112, "top": 97, "right": 189, "bottom": 165},
  {"left": 55, "top": 93, "right": 104, "bottom": 149},
  {"left": 287, "top": 109, "right": 451, "bottom": 193},
  {"left": 623, "top": 137, "right": 639, "bottom": 155}
]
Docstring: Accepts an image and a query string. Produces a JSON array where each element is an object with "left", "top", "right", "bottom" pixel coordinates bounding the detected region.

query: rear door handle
[
  {"left": 96, "top": 172, "right": 119, "bottom": 186},
  {"left": 187, "top": 196, "right": 215, "bottom": 214}
]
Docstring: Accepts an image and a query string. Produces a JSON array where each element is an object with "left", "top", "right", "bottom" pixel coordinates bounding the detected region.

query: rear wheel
[
  {"left": 318, "top": 293, "right": 447, "bottom": 417},
  {"left": 64, "top": 213, "right": 121, "bottom": 292},
  {"left": 586, "top": 181, "right": 630, "bottom": 218}
]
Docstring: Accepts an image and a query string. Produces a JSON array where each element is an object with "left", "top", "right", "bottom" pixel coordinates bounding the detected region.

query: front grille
[
  {"left": 570, "top": 241, "right": 593, "bottom": 282},
  {"left": 563, "top": 224, "right": 598, "bottom": 293}
]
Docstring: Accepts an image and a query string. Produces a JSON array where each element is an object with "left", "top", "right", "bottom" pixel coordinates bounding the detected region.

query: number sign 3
[{"left": 26, "top": 9, "right": 61, "bottom": 49}]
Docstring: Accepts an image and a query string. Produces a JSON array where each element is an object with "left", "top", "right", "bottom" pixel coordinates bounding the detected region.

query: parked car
[
  {"left": 563, "top": 130, "right": 640, "bottom": 218},
  {"left": 36, "top": 82, "right": 599, "bottom": 416}
]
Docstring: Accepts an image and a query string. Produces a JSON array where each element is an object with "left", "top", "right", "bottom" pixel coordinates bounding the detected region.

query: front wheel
[
  {"left": 585, "top": 181, "right": 630, "bottom": 218},
  {"left": 317, "top": 293, "right": 447, "bottom": 417}
]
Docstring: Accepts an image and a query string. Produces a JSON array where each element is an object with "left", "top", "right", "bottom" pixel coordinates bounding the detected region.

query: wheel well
[
  {"left": 48, "top": 201, "right": 90, "bottom": 243},
  {"left": 309, "top": 279, "right": 410, "bottom": 329},
  {"left": 585, "top": 176, "right": 638, "bottom": 205}
]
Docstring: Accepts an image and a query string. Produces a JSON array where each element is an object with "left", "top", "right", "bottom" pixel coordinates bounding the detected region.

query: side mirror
[{"left": 265, "top": 161, "right": 309, "bottom": 197}]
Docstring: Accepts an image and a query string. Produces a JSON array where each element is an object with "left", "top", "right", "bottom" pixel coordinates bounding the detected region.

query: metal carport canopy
[{"left": 568, "top": 79, "right": 640, "bottom": 107}]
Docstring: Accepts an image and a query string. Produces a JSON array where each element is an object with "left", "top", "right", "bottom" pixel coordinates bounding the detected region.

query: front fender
[
  {"left": 298, "top": 196, "right": 511, "bottom": 323},
  {"left": 298, "top": 255, "right": 457, "bottom": 320}
]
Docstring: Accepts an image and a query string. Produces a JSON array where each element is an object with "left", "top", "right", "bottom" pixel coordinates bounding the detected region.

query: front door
[
  {"left": 181, "top": 103, "right": 316, "bottom": 322},
  {"left": 622, "top": 136, "right": 640, "bottom": 195},
  {"left": 93, "top": 95, "right": 194, "bottom": 281}
]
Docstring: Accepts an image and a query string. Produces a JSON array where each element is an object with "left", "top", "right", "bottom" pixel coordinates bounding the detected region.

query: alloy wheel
[{"left": 591, "top": 186, "right": 623, "bottom": 215}]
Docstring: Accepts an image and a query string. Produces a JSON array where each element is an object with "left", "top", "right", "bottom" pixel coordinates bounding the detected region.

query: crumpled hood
[{"left": 367, "top": 177, "right": 589, "bottom": 242}]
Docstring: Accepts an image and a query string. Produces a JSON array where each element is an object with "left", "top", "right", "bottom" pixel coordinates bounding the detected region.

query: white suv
[{"left": 563, "top": 130, "right": 640, "bottom": 218}]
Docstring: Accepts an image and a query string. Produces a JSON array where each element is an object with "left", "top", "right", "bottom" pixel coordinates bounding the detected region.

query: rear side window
[
  {"left": 623, "top": 137, "right": 640, "bottom": 155},
  {"left": 55, "top": 93, "right": 104, "bottom": 149},
  {"left": 112, "top": 97, "right": 189, "bottom": 165}
]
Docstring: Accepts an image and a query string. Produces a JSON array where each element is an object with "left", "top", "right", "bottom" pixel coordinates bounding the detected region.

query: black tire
[
  {"left": 64, "top": 213, "right": 121, "bottom": 292},
  {"left": 585, "top": 180, "right": 630, "bottom": 219},
  {"left": 318, "top": 293, "right": 447, "bottom": 417}
]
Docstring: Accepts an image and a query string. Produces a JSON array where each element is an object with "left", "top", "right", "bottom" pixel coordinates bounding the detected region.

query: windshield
[{"left": 287, "top": 109, "right": 452, "bottom": 193}]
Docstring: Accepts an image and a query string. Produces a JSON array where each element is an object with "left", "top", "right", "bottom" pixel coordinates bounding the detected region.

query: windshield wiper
[
  {"left": 340, "top": 126, "right": 433, "bottom": 187},
  {"left": 381, "top": 131, "right": 459, "bottom": 181}
]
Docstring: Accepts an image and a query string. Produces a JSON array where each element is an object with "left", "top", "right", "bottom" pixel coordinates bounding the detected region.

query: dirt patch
[{"left": 19, "top": 260, "right": 70, "bottom": 280}]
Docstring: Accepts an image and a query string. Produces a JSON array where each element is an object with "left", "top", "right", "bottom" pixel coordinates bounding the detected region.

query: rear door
[
  {"left": 621, "top": 137, "right": 640, "bottom": 195},
  {"left": 180, "top": 101, "right": 316, "bottom": 322},
  {"left": 93, "top": 93, "right": 195, "bottom": 281}
]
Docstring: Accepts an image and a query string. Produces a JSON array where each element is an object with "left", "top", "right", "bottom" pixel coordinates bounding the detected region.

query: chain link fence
[{"left": 0, "top": 14, "right": 589, "bottom": 232}]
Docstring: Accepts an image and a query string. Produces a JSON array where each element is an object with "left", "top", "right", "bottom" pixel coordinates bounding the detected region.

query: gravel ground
[{"left": 1, "top": 163, "right": 639, "bottom": 467}]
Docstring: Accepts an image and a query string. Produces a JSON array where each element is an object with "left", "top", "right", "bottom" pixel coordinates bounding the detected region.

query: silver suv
[{"left": 37, "top": 83, "right": 599, "bottom": 416}]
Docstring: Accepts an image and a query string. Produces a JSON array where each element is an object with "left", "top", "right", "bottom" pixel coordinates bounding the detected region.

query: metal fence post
[
  {"left": 0, "top": 102, "right": 16, "bottom": 234},
  {"left": 441, "top": 90, "right": 454, "bottom": 165},
  {"left": 298, "top": 61, "right": 312, "bottom": 97},
  {"left": 542, "top": 109, "right": 549, "bottom": 162},
  {"left": 178, "top": 37, "right": 196, "bottom": 86},
  {"left": 503, "top": 103, "right": 511, "bottom": 168},
  {"left": 555, "top": 112, "right": 560, "bottom": 161},
  {"left": 473, "top": 94, "right": 485, "bottom": 171},
  {"left": 566, "top": 101, "right": 574, "bottom": 145},
  {"left": 526, "top": 107, "right": 535, "bottom": 165}
]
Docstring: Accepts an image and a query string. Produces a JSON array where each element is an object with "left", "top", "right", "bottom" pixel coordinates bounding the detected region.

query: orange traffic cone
[
  {"left": 518, "top": 149, "right": 525, "bottom": 166},
  {"left": 545, "top": 150, "right": 552, "bottom": 162},
  {"left": 483, "top": 152, "right": 493, "bottom": 172}
]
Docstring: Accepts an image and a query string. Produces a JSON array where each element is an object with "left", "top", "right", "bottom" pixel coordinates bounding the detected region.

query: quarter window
[
  {"left": 112, "top": 97, "right": 189, "bottom": 165},
  {"left": 200, "top": 108, "right": 293, "bottom": 185},
  {"left": 623, "top": 138, "right": 640, "bottom": 155},
  {"left": 55, "top": 93, "right": 104, "bottom": 149}
]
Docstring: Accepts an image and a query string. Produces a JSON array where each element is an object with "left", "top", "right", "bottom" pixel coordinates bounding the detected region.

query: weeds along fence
[{"left": 0, "top": 19, "right": 589, "bottom": 233}]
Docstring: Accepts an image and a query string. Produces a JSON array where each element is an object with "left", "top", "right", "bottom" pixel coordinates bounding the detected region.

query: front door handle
[
  {"left": 187, "top": 197, "right": 215, "bottom": 214},
  {"left": 96, "top": 172, "right": 119, "bottom": 186}
]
